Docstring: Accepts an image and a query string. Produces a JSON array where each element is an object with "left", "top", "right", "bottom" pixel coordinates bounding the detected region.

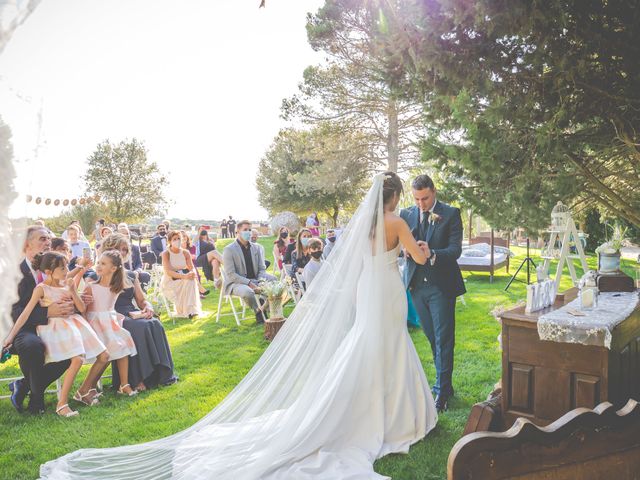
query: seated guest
[
  {"left": 7, "top": 226, "right": 74, "bottom": 414},
  {"left": 160, "top": 231, "right": 202, "bottom": 319},
  {"left": 61, "top": 220, "right": 87, "bottom": 241},
  {"left": 67, "top": 224, "right": 90, "bottom": 259},
  {"left": 150, "top": 224, "right": 168, "bottom": 263},
  {"left": 100, "top": 233, "right": 178, "bottom": 390},
  {"left": 94, "top": 226, "right": 114, "bottom": 253},
  {"left": 306, "top": 212, "right": 320, "bottom": 236},
  {"left": 196, "top": 229, "right": 223, "bottom": 289},
  {"left": 94, "top": 218, "right": 106, "bottom": 243},
  {"left": 222, "top": 220, "right": 277, "bottom": 324},
  {"left": 322, "top": 229, "right": 337, "bottom": 259},
  {"left": 51, "top": 238, "right": 95, "bottom": 287},
  {"left": 250, "top": 229, "right": 270, "bottom": 270},
  {"left": 181, "top": 231, "right": 210, "bottom": 298},
  {"left": 118, "top": 224, "right": 150, "bottom": 289},
  {"left": 283, "top": 230, "right": 297, "bottom": 265},
  {"left": 302, "top": 238, "right": 324, "bottom": 288},
  {"left": 66, "top": 225, "right": 98, "bottom": 281},
  {"left": 273, "top": 227, "right": 289, "bottom": 272},
  {"left": 291, "top": 228, "right": 312, "bottom": 279}
]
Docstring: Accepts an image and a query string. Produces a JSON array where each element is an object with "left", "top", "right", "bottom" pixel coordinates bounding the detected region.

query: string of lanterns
[{"left": 25, "top": 194, "right": 102, "bottom": 207}]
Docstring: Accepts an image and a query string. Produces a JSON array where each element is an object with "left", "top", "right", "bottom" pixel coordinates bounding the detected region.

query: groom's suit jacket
[{"left": 400, "top": 202, "right": 466, "bottom": 298}]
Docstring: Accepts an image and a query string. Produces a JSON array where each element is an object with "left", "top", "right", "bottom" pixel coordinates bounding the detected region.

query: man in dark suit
[
  {"left": 150, "top": 224, "right": 167, "bottom": 264},
  {"left": 7, "top": 226, "right": 73, "bottom": 414},
  {"left": 400, "top": 174, "right": 466, "bottom": 412}
]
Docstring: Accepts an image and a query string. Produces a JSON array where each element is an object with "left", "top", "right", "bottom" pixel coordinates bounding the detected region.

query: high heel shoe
[
  {"left": 73, "top": 389, "right": 99, "bottom": 406},
  {"left": 56, "top": 404, "right": 79, "bottom": 417},
  {"left": 117, "top": 384, "right": 138, "bottom": 396}
]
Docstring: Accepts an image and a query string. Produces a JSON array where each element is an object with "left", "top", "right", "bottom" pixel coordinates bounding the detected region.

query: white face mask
[{"left": 171, "top": 240, "right": 181, "bottom": 249}]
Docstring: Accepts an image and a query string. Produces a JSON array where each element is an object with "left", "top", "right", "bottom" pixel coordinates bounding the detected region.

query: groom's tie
[{"left": 420, "top": 210, "right": 430, "bottom": 240}]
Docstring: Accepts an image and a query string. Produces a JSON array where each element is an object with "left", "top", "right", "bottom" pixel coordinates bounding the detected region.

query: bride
[{"left": 40, "top": 172, "right": 437, "bottom": 479}]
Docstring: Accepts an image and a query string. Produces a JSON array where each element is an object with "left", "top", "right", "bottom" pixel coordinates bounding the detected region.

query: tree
[
  {"left": 84, "top": 139, "right": 169, "bottom": 223},
  {"left": 368, "top": 0, "right": 640, "bottom": 229},
  {"left": 256, "top": 123, "right": 372, "bottom": 226},
  {"left": 42, "top": 202, "right": 107, "bottom": 238},
  {"left": 281, "top": 1, "right": 425, "bottom": 173}
]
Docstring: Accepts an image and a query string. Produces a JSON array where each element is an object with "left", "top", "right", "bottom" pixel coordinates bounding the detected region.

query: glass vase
[{"left": 268, "top": 296, "right": 285, "bottom": 319}]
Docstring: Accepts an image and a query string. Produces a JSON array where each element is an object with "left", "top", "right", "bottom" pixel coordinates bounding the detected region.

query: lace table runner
[{"left": 538, "top": 291, "right": 639, "bottom": 348}]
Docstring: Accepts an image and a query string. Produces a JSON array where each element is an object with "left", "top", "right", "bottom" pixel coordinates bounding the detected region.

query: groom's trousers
[{"left": 409, "top": 282, "right": 456, "bottom": 397}]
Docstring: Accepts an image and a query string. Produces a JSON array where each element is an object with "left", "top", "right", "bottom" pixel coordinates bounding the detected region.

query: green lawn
[{"left": 1, "top": 238, "right": 637, "bottom": 480}]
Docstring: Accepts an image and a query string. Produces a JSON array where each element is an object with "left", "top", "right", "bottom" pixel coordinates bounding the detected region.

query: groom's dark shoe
[
  {"left": 9, "top": 378, "right": 28, "bottom": 413},
  {"left": 435, "top": 393, "right": 450, "bottom": 413}
]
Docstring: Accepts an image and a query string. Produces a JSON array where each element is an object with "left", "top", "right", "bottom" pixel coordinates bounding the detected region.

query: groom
[{"left": 401, "top": 174, "right": 466, "bottom": 412}]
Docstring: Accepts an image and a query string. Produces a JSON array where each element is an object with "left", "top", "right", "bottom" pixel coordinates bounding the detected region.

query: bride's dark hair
[{"left": 382, "top": 171, "right": 403, "bottom": 205}]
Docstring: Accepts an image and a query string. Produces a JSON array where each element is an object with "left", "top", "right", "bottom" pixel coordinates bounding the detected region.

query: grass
[{"left": 1, "top": 238, "right": 638, "bottom": 480}]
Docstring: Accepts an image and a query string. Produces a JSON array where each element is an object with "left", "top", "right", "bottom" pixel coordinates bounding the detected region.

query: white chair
[
  {"left": 295, "top": 271, "right": 306, "bottom": 299},
  {"left": 282, "top": 264, "right": 299, "bottom": 304},
  {"left": 215, "top": 271, "right": 256, "bottom": 326}
]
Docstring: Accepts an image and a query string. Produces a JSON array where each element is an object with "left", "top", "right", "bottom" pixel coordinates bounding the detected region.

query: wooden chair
[{"left": 448, "top": 399, "right": 640, "bottom": 479}]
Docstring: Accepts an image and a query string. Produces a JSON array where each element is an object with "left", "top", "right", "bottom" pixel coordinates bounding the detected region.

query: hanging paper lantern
[
  {"left": 71, "top": 199, "right": 77, "bottom": 206},
  {"left": 44, "top": 198, "right": 51, "bottom": 205},
  {"left": 54, "top": 199, "right": 60, "bottom": 206},
  {"left": 63, "top": 199, "right": 69, "bottom": 206},
  {"left": 79, "top": 198, "right": 86, "bottom": 205},
  {"left": 26, "top": 195, "right": 33, "bottom": 203},
  {"left": 35, "top": 197, "right": 42, "bottom": 204}
]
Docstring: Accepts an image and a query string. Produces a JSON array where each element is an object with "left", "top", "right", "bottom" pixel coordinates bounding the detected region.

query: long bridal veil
[{"left": 41, "top": 173, "right": 392, "bottom": 479}]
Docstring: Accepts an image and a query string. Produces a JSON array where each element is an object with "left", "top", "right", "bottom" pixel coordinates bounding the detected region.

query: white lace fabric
[{"left": 538, "top": 291, "right": 640, "bottom": 348}]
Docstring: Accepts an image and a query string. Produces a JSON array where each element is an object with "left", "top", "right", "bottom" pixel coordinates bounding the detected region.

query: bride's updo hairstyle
[{"left": 382, "top": 171, "right": 403, "bottom": 205}]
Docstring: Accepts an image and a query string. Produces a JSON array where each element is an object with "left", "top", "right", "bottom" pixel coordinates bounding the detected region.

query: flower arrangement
[
  {"left": 595, "top": 224, "right": 630, "bottom": 255},
  {"left": 259, "top": 279, "right": 288, "bottom": 299}
]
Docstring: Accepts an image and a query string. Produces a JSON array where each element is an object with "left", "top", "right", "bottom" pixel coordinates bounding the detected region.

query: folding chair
[
  {"left": 295, "top": 271, "right": 306, "bottom": 299},
  {"left": 215, "top": 271, "right": 255, "bottom": 326},
  {"left": 282, "top": 264, "right": 298, "bottom": 304}
]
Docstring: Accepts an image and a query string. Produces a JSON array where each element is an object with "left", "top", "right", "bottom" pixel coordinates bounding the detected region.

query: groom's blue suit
[{"left": 401, "top": 201, "right": 465, "bottom": 397}]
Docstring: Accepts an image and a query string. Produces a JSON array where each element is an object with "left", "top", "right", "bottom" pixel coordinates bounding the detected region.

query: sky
[{"left": 0, "top": 0, "right": 325, "bottom": 222}]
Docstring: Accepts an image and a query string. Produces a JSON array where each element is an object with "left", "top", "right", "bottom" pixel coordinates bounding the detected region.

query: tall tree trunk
[
  {"left": 331, "top": 205, "right": 339, "bottom": 227},
  {"left": 387, "top": 99, "right": 399, "bottom": 173}
]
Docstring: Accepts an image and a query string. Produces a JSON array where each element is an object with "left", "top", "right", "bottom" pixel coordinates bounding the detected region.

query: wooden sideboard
[{"left": 499, "top": 288, "right": 640, "bottom": 428}]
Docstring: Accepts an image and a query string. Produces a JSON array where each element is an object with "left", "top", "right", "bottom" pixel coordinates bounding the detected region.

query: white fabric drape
[{"left": 40, "top": 173, "right": 436, "bottom": 479}]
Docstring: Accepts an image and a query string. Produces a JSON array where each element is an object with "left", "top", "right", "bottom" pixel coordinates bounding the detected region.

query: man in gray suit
[{"left": 222, "top": 220, "right": 276, "bottom": 323}]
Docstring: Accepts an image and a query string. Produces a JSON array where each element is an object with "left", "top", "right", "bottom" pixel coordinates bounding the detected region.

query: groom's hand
[{"left": 417, "top": 241, "right": 431, "bottom": 258}]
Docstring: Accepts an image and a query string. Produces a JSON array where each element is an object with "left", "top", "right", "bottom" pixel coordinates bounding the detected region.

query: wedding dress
[{"left": 40, "top": 173, "right": 437, "bottom": 479}]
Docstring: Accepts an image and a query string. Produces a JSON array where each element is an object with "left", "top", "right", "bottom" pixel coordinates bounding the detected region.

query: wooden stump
[{"left": 264, "top": 318, "right": 286, "bottom": 341}]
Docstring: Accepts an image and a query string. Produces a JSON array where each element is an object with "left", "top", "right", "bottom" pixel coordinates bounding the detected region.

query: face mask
[
  {"left": 328, "top": 236, "right": 336, "bottom": 243},
  {"left": 280, "top": 232, "right": 289, "bottom": 239},
  {"left": 240, "top": 231, "right": 251, "bottom": 242},
  {"left": 301, "top": 238, "right": 310, "bottom": 247},
  {"left": 310, "top": 251, "right": 323, "bottom": 259},
  {"left": 250, "top": 238, "right": 257, "bottom": 244},
  {"left": 171, "top": 240, "right": 181, "bottom": 249}
]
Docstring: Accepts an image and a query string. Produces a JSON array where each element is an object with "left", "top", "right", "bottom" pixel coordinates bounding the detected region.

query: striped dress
[
  {"left": 37, "top": 284, "right": 106, "bottom": 364},
  {"left": 85, "top": 283, "right": 137, "bottom": 361}
]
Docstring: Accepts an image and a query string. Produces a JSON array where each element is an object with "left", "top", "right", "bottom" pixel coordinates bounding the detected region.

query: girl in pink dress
[
  {"left": 2, "top": 252, "right": 109, "bottom": 417},
  {"left": 84, "top": 250, "right": 138, "bottom": 396}
]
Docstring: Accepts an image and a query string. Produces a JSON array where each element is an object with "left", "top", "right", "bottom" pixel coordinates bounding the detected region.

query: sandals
[
  {"left": 73, "top": 389, "right": 100, "bottom": 406},
  {"left": 117, "top": 384, "right": 138, "bottom": 396},
  {"left": 56, "top": 404, "right": 79, "bottom": 417}
]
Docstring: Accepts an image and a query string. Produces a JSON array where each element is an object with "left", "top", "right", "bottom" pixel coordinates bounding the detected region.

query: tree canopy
[
  {"left": 256, "top": 123, "right": 371, "bottom": 225},
  {"left": 83, "top": 138, "right": 169, "bottom": 223},
  {"left": 354, "top": 0, "right": 640, "bottom": 230}
]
